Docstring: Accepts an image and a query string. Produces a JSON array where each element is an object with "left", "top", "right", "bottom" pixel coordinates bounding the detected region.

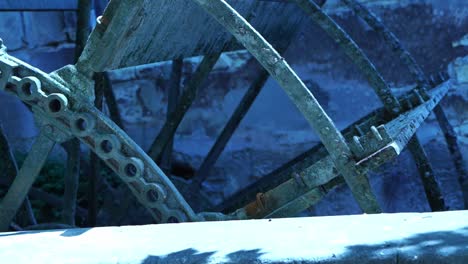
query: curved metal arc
[
  {"left": 0, "top": 53, "right": 198, "bottom": 224},
  {"left": 293, "top": 0, "right": 401, "bottom": 114},
  {"left": 191, "top": 0, "right": 381, "bottom": 214},
  {"left": 342, "top": 0, "right": 429, "bottom": 89},
  {"left": 192, "top": 30, "right": 296, "bottom": 191}
]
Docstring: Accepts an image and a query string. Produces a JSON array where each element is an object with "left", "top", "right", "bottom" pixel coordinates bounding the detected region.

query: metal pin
[
  {"left": 353, "top": 136, "right": 364, "bottom": 151},
  {"left": 354, "top": 125, "right": 364, "bottom": 136},
  {"left": 371, "top": 126, "right": 383, "bottom": 141},
  {"left": 413, "top": 89, "right": 425, "bottom": 104}
]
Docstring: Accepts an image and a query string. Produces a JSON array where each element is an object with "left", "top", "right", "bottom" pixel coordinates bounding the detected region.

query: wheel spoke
[
  {"left": 0, "top": 129, "right": 55, "bottom": 231},
  {"left": 160, "top": 59, "right": 183, "bottom": 173},
  {"left": 147, "top": 53, "right": 221, "bottom": 162},
  {"left": 87, "top": 73, "right": 106, "bottom": 227},
  {"left": 407, "top": 137, "right": 445, "bottom": 211},
  {"left": 62, "top": 139, "right": 81, "bottom": 226},
  {"left": 193, "top": 68, "right": 270, "bottom": 187},
  {"left": 193, "top": 39, "right": 296, "bottom": 188},
  {"left": 102, "top": 72, "right": 124, "bottom": 130},
  {"left": 0, "top": 122, "right": 37, "bottom": 226},
  {"left": 433, "top": 106, "right": 468, "bottom": 208}
]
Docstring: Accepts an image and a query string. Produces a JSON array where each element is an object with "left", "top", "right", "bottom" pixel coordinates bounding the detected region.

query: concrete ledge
[{"left": 0, "top": 211, "right": 467, "bottom": 263}]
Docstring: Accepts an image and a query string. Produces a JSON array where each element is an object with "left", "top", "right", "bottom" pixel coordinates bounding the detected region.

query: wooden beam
[{"left": 76, "top": 0, "right": 304, "bottom": 72}]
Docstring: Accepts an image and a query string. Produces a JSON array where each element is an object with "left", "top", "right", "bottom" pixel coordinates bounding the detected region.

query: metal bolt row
[{"left": 0, "top": 59, "right": 187, "bottom": 223}]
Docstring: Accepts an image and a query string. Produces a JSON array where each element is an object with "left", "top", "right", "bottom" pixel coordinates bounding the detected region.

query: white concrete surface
[{"left": 0, "top": 211, "right": 467, "bottom": 263}]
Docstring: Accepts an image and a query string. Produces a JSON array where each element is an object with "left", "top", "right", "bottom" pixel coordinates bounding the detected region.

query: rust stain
[
  {"left": 244, "top": 193, "right": 267, "bottom": 219},
  {"left": 96, "top": 16, "right": 110, "bottom": 32}
]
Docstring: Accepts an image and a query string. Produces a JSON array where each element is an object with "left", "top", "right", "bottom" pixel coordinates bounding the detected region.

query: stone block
[
  {"left": 0, "top": 13, "right": 24, "bottom": 50},
  {"left": 23, "top": 12, "right": 67, "bottom": 48},
  {"left": 449, "top": 56, "right": 468, "bottom": 84}
]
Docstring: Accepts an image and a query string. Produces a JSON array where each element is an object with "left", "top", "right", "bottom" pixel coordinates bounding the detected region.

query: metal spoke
[
  {"left": 0, "top": 129, "right": 56, "bottom": 231},
  {"left": 0, "top": 123, "right": 37, "bottom": 226},
  {"left": 102, "top": 72, "right": 124, "bottom": 130},
  {"left": 160, "top": 58, "right": 183, "bottom": 173},
  {"left": 75, "top": 0, "right": 92, "bottom": 61},
  {"left": 59, "top": 0, "right": 92, "bottom": 227},
  {"left": 87, "top": 72, "right": 106, "bottom": 227},
  {"left": 0, "top": 175, "right": 88, "bottom": 220},
  {"left": 407, "top": 137, "right": 445, "bottom": 211},
  {"left": 193, "top": 68, "right": 270, "bottom": 187},
  {"left": 62, "top": 139, "right": 81, "bottom": 226},
  {"left": 147, "top": 53, "right": 221, "bottom": 162},
  {"left": 433, "top": 106, "right": 468, "bottom": 208}
]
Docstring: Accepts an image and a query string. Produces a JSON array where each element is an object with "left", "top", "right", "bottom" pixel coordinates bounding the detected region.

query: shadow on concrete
[
  {"left": 142, "top": 248, "right": 215, "bottom": 264},
  {"left": 0, "top": 227, "right": 90, "bottom": 237},
  {"left": 339, "top": 226, "right": 468, "bottom": 263},
  {"left": 60, "top": 228, "right": 90, "bottom": 237},
  {"left": 140, "top": 227, "right": 468, "bottom": 263},
  {"left": 142, "top": 248, "right": 264, "bottom": 264}
]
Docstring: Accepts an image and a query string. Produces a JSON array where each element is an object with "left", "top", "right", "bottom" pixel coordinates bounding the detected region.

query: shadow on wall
[{"left": 140, "top": 227, "right": 468, "bottom": 263}]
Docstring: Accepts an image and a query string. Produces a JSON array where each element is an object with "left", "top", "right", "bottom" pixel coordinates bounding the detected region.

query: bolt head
[{"left": 43, "top": 124, "right": 54, "bottom": 134}]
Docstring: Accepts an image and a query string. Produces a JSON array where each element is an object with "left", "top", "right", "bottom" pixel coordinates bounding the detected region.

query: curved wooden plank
[{"left": 76, "top": 0, "right": 303, "bottom": 72}]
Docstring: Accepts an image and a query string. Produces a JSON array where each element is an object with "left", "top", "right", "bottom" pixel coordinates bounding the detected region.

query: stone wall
[{"left": 0, "top": 11, "right": 77, "bottom": 151}]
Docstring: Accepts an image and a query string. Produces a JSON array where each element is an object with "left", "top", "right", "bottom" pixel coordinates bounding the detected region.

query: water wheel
[{"left": 0, "top": 0, "right": 465, "bottom": 230}]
